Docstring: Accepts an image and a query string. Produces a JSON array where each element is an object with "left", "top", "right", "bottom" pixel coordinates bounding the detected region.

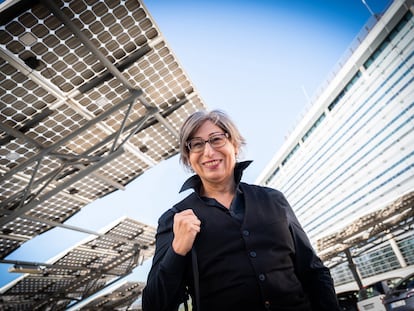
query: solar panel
[
  {"left": 78, "top": 281, "right": 145, "bottom": 310},
  {"left": 317, "top": 191, "right": 414, "bottom": 267},
  {"left": 0, "top": 0, "right": 206, "bottom": 259},
  {"left": 0, "top": 217, "right": 155, "bottom": 310}
]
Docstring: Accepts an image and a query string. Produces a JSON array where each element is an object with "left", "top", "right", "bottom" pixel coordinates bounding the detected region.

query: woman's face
[{"left": 188, "top": 120, "right": 238, "bottom": 188}]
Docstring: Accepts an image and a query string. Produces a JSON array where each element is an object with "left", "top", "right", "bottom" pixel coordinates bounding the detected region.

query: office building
[{"left": 256, "top": 0, "right": 414, "bottom": 289}]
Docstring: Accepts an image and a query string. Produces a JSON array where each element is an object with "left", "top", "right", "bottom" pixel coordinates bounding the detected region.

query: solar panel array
[
  {"left": 0, "top": 0, "right": 206, "bottom": 259},
  {"left": 78, "top": 281, "right": 145, "bottom": 310},
  {"left": 317, "top": 191, "right": 414, "bottom": 268},
  {"left": 0, "top": 217, "right": 155, "bottom": 310},
  {"left": 0, "top": 0, "right": 206, "bottom": 308}
]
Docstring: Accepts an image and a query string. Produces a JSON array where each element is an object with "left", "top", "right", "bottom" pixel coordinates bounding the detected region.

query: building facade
[{"left": 256, "top": 0, "right": 414, "bottom": 291}]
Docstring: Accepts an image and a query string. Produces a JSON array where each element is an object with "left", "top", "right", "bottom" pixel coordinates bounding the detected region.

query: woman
[{"left": 142, "top": 110, "right": 339, "bottom": 311}]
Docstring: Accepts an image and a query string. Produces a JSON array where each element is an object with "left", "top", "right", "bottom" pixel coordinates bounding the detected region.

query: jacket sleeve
[
  {"left": 142, "top": 208, "right": 190, "bottom": 311},
  {"left": 272, "top": 190, "right": 340, "bottom": 311}
]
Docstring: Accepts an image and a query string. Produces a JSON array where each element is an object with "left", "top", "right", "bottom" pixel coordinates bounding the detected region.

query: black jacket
[{"left": 142, "top": 162, "right": 339, "bottom": 311}]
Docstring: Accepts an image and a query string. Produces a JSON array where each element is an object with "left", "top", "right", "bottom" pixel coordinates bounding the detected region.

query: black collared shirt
[
  {"left": 196, "top": 185, "right": 244, "bottom": 223},
  {"left": 142, "top": 161, "right": 340, "bottom": 311}
]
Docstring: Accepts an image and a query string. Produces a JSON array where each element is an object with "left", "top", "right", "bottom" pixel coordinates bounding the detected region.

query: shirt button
[
  {"left": 259, "top": 274, "right": 266, "bottom": 281},
  {"left": 242, "top": 230, "right": 249, "bottom": 236},
  {"left": 249, "top": 251, "right": 257, "bottom": 258}
]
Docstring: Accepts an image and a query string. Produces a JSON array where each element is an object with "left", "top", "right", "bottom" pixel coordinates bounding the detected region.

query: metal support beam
[
  {"left": 0, "top": 117, "right": 47, "bottom": 149},
  {"left": 65, "top": 271, "right": 134, "bottom": 311},
  {"left": 0, "top": 45, "right": 159, "bottom": 166},
  {"left": 0, "top": 147, "right": 125, "bottom": 227},
  {"left": 345, "top": 248, "right": 364, "bottom": 289},
  {"left": 0, "top": 90, "right": 142, "bottom": 183},
  {"left": 40, "top": 0, "right": 137, "bottom": 93},
  {"left": 0, "top": 259, "right": 90, "bottom": 272},
  {"left": 19, "top": 214, "right": 142, "bottom": 246},
  {"left": 40, "top": 0, "right": 180, "bottom": 138},
  {"left": 387, "top": 234, "right": 407, "bottom": 268},
  {"left": 0, "top": 105, "right": 157, "bottom": 212},
  {"left": 37, "top": 246, "right": 140, "bottom": 310},
  {"left": 1, "top": 108, "right": 53, "bottom": 146}
]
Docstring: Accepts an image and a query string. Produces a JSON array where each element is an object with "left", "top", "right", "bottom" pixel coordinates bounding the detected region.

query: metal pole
[{"left": 345, "top": 248, "right": 364, "bottom": 289}]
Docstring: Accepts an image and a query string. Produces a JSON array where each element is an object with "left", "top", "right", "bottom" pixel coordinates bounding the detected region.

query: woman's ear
[{"left": 188, "top": 159, "right": 195, "bottom": 173}]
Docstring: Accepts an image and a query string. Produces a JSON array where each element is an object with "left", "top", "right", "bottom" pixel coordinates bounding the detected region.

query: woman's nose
[{"left": 203, "top": 141, "right": 215, "bottom": 155}]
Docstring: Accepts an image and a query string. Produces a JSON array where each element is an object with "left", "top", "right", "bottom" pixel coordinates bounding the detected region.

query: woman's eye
[
  {"left": 192, "top": 141, "right": 204, "bottom": 148},
  {"left": 210, "top": 137, "right": 222, "bottom": 144}
]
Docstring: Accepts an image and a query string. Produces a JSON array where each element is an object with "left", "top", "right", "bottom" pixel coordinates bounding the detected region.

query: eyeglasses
[{"left": 186, "top": 132, "right": 229, "bottom": 153}]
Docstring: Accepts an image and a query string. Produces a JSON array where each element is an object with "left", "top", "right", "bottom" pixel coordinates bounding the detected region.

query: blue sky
[{"left": 0, "top": 0, "right": 391, "bottom": 291}]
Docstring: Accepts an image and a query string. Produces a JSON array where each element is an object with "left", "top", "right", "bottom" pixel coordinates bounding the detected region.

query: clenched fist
[{"left": 172, "top": 209, "right": 201, "bottom": 256}]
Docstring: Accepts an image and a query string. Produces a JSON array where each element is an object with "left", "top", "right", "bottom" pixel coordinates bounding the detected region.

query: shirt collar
[{"left": 179, "top": 160, "right": 253, "bottom": 193}]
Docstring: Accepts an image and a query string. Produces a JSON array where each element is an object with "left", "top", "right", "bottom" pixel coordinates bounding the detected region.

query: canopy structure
[
  {"left": 0, "top": 0, "right": 206, "bottom": 260},
  {"left": 317, "top": 191, "right": 414, "bottom": 269},
  {"left": 77, "top": 281, "right": 145, "bottom": 311},
  {"left": 0, "top": 217, "right": 155, "bottom": 310}
]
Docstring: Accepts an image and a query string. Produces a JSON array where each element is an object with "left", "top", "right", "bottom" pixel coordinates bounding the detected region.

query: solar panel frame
[
  {"left": 0, "top": 0, "right": 206, "bottom": 259},
  {"left": 78, "top": 281, "right": 145, "bottom": 310},
  {"left": 0, "top": 217, "right": 156, "bottom": 310}
]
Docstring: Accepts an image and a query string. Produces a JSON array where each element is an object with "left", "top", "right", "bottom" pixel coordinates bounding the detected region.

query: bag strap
[{"left": 191, "top": 247, "right": 201, "bottom": 311}]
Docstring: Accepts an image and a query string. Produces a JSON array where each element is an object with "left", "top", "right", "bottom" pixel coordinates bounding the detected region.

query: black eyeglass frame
[{"left": 186, "top": 132, "right": 229, "bottom": 153}]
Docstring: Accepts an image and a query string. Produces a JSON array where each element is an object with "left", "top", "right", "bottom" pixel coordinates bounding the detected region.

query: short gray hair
[{"left": 179, "top": 109, "right": 246, "bottom": 170}]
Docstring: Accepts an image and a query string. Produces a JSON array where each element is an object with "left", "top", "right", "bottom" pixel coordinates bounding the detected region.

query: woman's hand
[{"left": 172, "top": 209, "right": 201, "bottom": 256}]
